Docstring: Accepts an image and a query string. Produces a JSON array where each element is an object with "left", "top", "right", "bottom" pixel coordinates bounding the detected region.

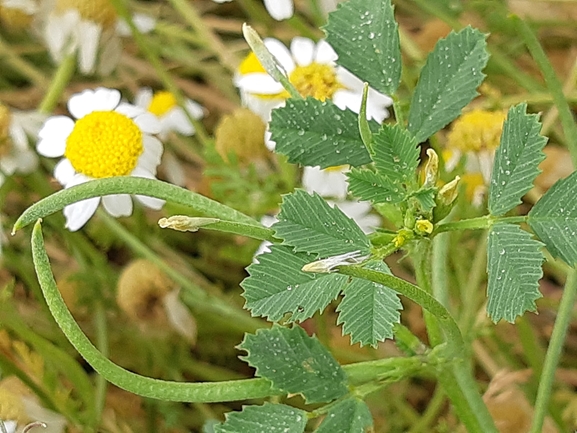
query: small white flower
[
  {"left": 134, "top": 88, "right": 204, "bottom": 140},
  {"left": 253, "top": 214, "right": 278, "bottom": 261},
  {"left": 36, "top": 87, "right": 165, "bottom": 231},
  {"left": 302, "top": 250, "right": 368, "bottom": 273},
  {"left": 0, "top": 105, "right": 43, "bottom": 186},
  {"left": 212, "top": 0, "right": 293, "bottom": 21},
  {"left": 302, "top": 165, "right": 348, "bottom": 200}
]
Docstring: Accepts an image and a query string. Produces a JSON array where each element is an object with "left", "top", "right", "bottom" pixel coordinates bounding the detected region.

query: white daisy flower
[
  {"left": 235, "top": 37, "right": 393, "bottom": 125},
  {"left": 134, "top": 88, "right": 204, "bottom": 140},
  {"left": 0, "top": 104, "right": 43, "bottom": 186},
  {"left": 42, "top": 0, "right": 154, "bottom": 75},
  {"left": 212, "top": 0, "right": 294, "bottom": 21},
  {"left": 302, "top": 165, "right": 348, "bottom": 200},
  {"left": 36, "top": 87, "right": 165, "bottom": 231}
]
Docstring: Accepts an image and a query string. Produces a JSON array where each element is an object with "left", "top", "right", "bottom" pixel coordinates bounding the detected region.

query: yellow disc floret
[
  {"left": 289, "top": 63, "right": 340, "bottom": 101},
  {"left": 447, "top": 109, "right": 507, "bottom": 153},
  {"left": 56, "top": 0, "right": 117, "bottom": 29},
  {"left": 238, "top": 52, "right": 267, "bottom": 75},
  {"left": 65, "top": 111, "right": 143, "bottom": 178},
  {"left": 147, "top": 91, "right": 177, "bottom": 117},
  {"left": 0, "top": 103, "right": 12, "bottom": 157},
  {"left": 0, "top": 6, "right": 34, "bottom": 31}
]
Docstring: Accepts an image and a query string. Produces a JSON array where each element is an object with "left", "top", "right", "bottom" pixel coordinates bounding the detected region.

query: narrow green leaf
[
  {"left": 336, "top": 261, "right": 402, "bottom": 347},
  {"left": 358, "top": 83, "right": 373, "bottom": 149},
  {"left": 275, "top": 190, "right": 371, "bottom": 256},
  {"left": 324, "top": 0, "right": 401, "bottom": 95},
  {"left": 528, "top": 171, "right": 577, "bottom": 266},
  {"left": 239, "top": 326, "right": 348, "bottom": 404},
  {"left": 407, "top": 26, "right": 488, "bottom": 143},
  {"left": 487, "top": 223, "right": 544, "bottom": 323},
  {"left": 315, "top": 398, "right": 373, "bottom": 433},
  {"left": 241, "top": 245, "right": 347, "bottom": 322},
  {"left": 372, "top": 124, "right": 420, "bottom": 185},
  {"left": 270, "top": 98, "right": 378, "bottom": 169},
  {"left": 347, "top": 168, "right": 405, "bottom": 204},
  {"left": 215, "top": 403, "right": 307, "bottom": 433},
  {"left": 489, "top": 103, "right": 547, "bottom": 216}
]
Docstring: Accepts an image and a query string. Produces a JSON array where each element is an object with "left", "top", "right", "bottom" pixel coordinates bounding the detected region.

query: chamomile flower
[
  {"left": 235, "top": 37, "right": 393, "bottom": 126},
  {"left": 302, "top": 165, "right": 348, "bottom": 200},
  {"left": 36, "top": 87, "right": 165, "bottom": 231},
  {"left": 42, "top": 0, "right": 153, "bottom": 75},
  {"left": 445, "top": 109, "right": 507, "bottom": 205},
  {"left": 134, "top": 88, "right": 204, "bottom": 140},
  {"left": 212, "top": 0, "right": 294, "bottom": 21},
  {"left": 0, "top": 103, "right": 43, "bottom": 186}
]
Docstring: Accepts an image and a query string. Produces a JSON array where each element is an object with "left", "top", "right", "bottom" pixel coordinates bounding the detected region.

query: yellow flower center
[
  {"left": 0, "top": 387, "right": 28, "bottom": 424},
  {"left": 446, "top": 109, "right": 507, "bottom": 153},
  {"left": 147, "top": 91, "right": 177, "bottom": 117},
  {"left": 238, "top": 52, "right": 267, "bottom": 75},
  {"left": 56, "top": 0, "right": 117, "bottom": 29},
  {"left": 0, "top": 6, "right": 34, "bottom": 31},
  {"left": 64, "top": 111, "right": 143, "bottom": 178},
  {"left": 289, "top": 63, "right": 340, "bottom": 101},
  {"left": 0, "top": 103, "right": 12, "bottom": 157}
]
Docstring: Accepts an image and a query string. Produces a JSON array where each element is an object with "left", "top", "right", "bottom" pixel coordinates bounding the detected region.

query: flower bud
[
  {"left": 414, "top": 219, "right": 433, "bottom": 235},
  {"left": 433, "top": 176, "right": 461, "bottom": 222},
  {"left": 423, "top": 148, "right": 439, "bottom": 187}
]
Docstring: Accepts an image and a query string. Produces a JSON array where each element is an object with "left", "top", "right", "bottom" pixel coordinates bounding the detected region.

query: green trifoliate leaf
[
  {"left": 489, "top": 103, "right": 547, "bottom": 216},
  {"left": 275, "top": 190, "right": 371, "bottom": 256},
  {"left": 271, "top": 98, "right": 378, "bottom": 169},
  {"left": 407, "top": 27, "right": 488, "bottom": 143},
  {"left": 215, "top": 403, "right": 307, "bottom": 433},
  {"left": 347, "top": 168, "right": 405, "bottom": 204},
  {"left": 411, "top": 188, "right": 437, "bottom": 213},
  {"left": 324, "top": 0, "right": 401, "bottom": 95},
  {"left": 241, "top": 245, "right": 347, "bottom": 322},
  {"left": 372, "top": 124, "right": 420, "bottom": 185},
  {"left": 315, "top": 398, "right": 373, "bottom": 433},
  {"left": 336, "top": 261, "right": 402, "bottom": 347},
  {"left": 528, "top": 171, "right": 577, "bottom": 266},
  {"left": 239, "top": 326, "right": 348, "bottom": 404},
  {"left": 487, "top": 223, "right": 544, "bottom": 323}
]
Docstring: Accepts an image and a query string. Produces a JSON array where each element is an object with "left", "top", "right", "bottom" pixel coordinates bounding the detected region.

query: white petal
[
  {"left": 336, "top": 67, "right": 363, "bottom": 90},
  {"left": 0, "top": 420, "right": 16, "bottom": 433},
  {"left": 137, "top": 135, "right": 163, "bottom": 174},
  {"left": 63, "top": 175, "right": 100, "bottom": 231},
  {"left": 332, "top": 90, "right": 362, "bottom": 114},
  {"left": 185, "top": 99, "right": 205, "bottom": 119},
  {"left": 162, "top": 109, "right": 194, "bottom": 136},
  {"left": 264, "top": 128, "right": 276, "bottom": 151},
  {"left": 264, "top": 0, "right": 294, "bottom": 20},
  {"left": 134, "top": 112, "right": 162, "bottom": 135},
  {"left": 54, "top": 159, "right": 76, "bottom": 185},
  {"left": 97, "top": 33, "right": 122, "bottom": 76},
  {"left": 44, "top": 11, "right": 79, "bottom": 62},
  {"left": 263, "top": 38, "right": 295, "bottom": 72},
  {"left": 241, "top": 93, "right": 284, "bottom": 122},
  {"left": 37, "top": 116, "right": 74, "bottom": 157},
  {"left": 163, "top": 290, "right": 197, "bottom": 344},
  {"left": 134, "top": 88, "right": 153, "bottom": 109},
  {"left": 132, "top": 13, "right": 156, "bottom": 33},
  {"left": 302, "top": 166, "right": 348, "bottom": 200},
  {"left": 76, "top": 21, "right": 102, "bottom": 74},
  {"left": 315, "top": 40, "right": 338, "bottom": 63},
  {"left": 161, "top": 151, "right": 186, "bottom": 186},
  {"left": 131, "top": 167, "right": 165, "bottom": 209},
  {"left": 68, "top": 88, "right": 120, "bottom": 119},
  {"left": 114, "top": 102, "right": 145, "bottom": 118},
  {"left": 235, "top": 73, "right": 284, "bottom": 95},
  {"left": 102, "top": 194, "right": 133, "bottom": 217},
  {"left": 290, "top": 37, "right": 315, "bottom": 66},
  {"left": 8, "top": 121, "right": 28, "bottom": 150}
]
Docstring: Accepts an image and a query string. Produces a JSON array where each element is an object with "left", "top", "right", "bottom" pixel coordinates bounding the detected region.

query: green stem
[
  {"left": 530, "top": 270, "right": 577, "bottom": 432},
  {"left": 434, "top": 215, "right": 526, "bottom": 234},
  {"left": 38, "top": 53, "right": 76, "bottom": 114},
  {"left": 431, "top": 233, "right": 450, "bottom": 308},
  {"left": 159, "top": 216, "right": 276, "bottom": 241},
  {"left": 514, "top": 15, "right": 577, "bottom": 164},
  {"left": 0, "top": 36, "right": 48, "bottom": 87},
  {"left": 13, "top": 177, "right": 261, "bottom": 232},
  {"left": 109, "top": 0, "right": 210, "bottom": 146},
  {"left": 93, "top": 302, "right": 108, "bottom": 427},
  {"left": 337, "top": 264, "right": 498, "bottom": 432}
]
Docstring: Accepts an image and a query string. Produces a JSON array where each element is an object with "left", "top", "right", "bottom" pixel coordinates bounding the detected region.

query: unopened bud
[
  {"left": 438, "top": 176, "right": 461, "bottom": 207},
  {"left": 424, "top": 148, "right": 439, "bottom": 187},
  {"left": 159, "top": 216, "right": 219, "bottom": 232},
  {"left": 393, "top": 228, "right": 414, "bottom": 248},
  {"left": 302, "top": 250, "right": 368, "bottom": 273}
]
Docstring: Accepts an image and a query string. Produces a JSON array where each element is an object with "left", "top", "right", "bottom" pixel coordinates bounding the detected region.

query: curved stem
[
  {"left": 434, "top": 215, "right": 526, "bottom": 234},
  {"left": 38, "top": 53, "right": 76, "bottom": 114},
  {"left": 13, "top": 177, "right": 261, "bottom": 233}
]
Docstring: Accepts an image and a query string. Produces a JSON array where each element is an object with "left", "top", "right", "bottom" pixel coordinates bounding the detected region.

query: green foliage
[
  {"left": 324, "top": 0, "right": 401, "bottom": 95},
  {"left": 529, "top": 171, "right": 577, "bottom": 266},
  {"left": 407, "top": 26, "right": 489, "bottom": 143},
  {"left": 241, "top": 245, "right": 347, "bottom": 322},
  {"left": 336, "top": 261, "right": 402, "bottom": 347},
  {"left": 488, "top": 103, "right": 547, "bottom": 216},
  {"left": 347, "top": 168, "right": 405, "bottom": 204},
  {"left": 214, "top": 403, "right": 307, "bottom": 433},
  {"left": 371, "top": 124, "right": 420, "bottom": 186},
  {"left": 239, "top": 326, "right": 348, "bottom": 404},
  {"left": 270, "top": 98, "right": 378, "bottom": 168},
  {"left": 275, "top": 190, "right": 371, "bottom": 256},
  {"left": 315, "top": 398, "right": 373, "bottom": 433},
  {"left": 486, "top": 223, "right": 544, "bottom": 323}
]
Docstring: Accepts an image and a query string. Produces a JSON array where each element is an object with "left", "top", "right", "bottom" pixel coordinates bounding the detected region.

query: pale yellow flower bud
[{"left": 423, "top": 148, "right": 439, "bottom": 187}]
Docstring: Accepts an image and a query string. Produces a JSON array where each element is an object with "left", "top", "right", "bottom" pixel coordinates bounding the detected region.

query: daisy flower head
[
  {"left": 235, "top": 37, "right": 393, "bottom": 123},
  {"left": 43, "top": 0, "right": 125, "bottom": 75},
  {"left": 212, "top": 0, "right": 294, "bottom": 21},
  {"left": 134, "top": 88, "right": 204, "bottom": 140},
  {"left": 36, "top": 87, "right": 165, "bottom": 231},
  {"left": 0, "top": 102, "right": 42, "bottom": 186}
]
